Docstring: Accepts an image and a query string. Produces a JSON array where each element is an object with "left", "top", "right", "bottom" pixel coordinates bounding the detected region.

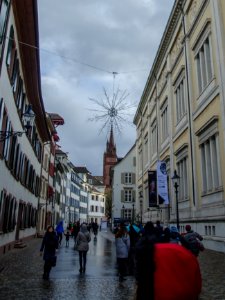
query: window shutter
[
  {"left": 121, "top": 173, "right": 124, "bottom": 184},
  {"left": 0, "top": 108, "right": 7, "bottom": 157},
  {"left": 132, "top": 173, "right": 136, "bottom": 184},
  {"left": 133, "top": 157, "right": 136, "bottom": 167},
  {"left": 132, "top": 190, "right": 136, "bottom": 201},
  {"left": 121, "top": 190, "right": 125, "bottom": 202}
]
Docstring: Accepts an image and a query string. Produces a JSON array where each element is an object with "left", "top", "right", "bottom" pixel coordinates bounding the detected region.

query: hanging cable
[{"left": 5, "top": 35, "right": 149, "bottom": 75}]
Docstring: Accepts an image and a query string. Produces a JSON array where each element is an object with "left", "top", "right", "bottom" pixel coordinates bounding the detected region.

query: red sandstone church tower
[{"left": 103, "top": 126, "right": 118, "bottom": 188}]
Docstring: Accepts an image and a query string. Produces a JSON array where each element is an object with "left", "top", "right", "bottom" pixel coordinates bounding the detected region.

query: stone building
[{"left": 134, "top": 0, "right": 225, "bottom": 252}]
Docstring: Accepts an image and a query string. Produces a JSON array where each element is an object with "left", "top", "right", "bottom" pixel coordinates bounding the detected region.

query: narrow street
[
  {"left": 0, "top": 230, "right": 224, "bottom": 299},
  {"left": 0, "top": 231, "right": 135, "bottom": 300}
]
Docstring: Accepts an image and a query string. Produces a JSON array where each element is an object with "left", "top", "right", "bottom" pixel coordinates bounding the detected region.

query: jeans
[{"left": 79, "top": 251, "right": 87, "bottom": 269}]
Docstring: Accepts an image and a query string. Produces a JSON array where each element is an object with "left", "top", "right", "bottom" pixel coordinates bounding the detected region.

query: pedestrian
[
  {"left": 56, "top": 220, "right": 64, "bottom": 245},
  {"left": 92, "top": 221, "right": 99, "bottom": 237},
  {"left": 169, "top": 226, "right": 190, "bottom": 249},
  {"left": 64, "top": 231, "right": 70, "bottom": 247},
  {"left": 74, "top": 221, "right": 80, "bottom": 241},
  {"left": 76, "top": 223, "right": 91, "bottom": 273},
  {"left": 154, "top": 243, "right": 202, "bottom": 300},
  {"left": 115, "top": 224, "right": 130, "bottom": 282},
  {"left": 40, "top": 225, "right": 58, "bottom": 280},
  {"left": 135, "top": 221, "right": 157, "bottom": 299},
  {"left": 155, "top": 220, "right": 163, "bottom": 242},
  {"left": 184, "top": 224, "right": 204, "bottom": 256},
  {"left": 128, "top": 224, "right": 140, "bottom": 275}
]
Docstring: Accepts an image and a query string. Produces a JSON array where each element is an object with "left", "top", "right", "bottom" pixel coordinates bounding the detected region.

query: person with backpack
[{"left": 184, "top": 224, "right": 204, "bottom": 256}]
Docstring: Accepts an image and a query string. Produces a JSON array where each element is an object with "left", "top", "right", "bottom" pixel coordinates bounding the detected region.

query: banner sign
[
  {"left": 157, "top": 161, "right": 169, "bottom": 205},
  {"left": 148, "top": 170, "right": 158, "bottom": 207}
]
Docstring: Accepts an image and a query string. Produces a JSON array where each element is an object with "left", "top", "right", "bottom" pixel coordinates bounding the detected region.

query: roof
[
  {"left": 48, "top": 113, "right": 65, "bottom": 126},
  {"left": 88, "top": 174, "right": 104, "bottom": 186},
  {"left": 55, "top": 149, "right": 67, "bottom": 156},
  {"left": 73, "top": 166, "right": 90, "bottom": 174}
]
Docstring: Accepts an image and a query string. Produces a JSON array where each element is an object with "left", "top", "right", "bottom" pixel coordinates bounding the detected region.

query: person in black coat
[{"left": 40, "top": 225, "right": 58, "bottom": 279}]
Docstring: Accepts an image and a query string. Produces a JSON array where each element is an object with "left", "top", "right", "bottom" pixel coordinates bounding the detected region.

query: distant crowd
[{"left": 39, "top": 219, "right": 204, "bottom": 299}]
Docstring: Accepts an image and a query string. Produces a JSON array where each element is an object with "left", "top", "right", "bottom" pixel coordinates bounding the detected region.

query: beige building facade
[{"left": 134, "top": 0, "right": 225, "bottom": 252}]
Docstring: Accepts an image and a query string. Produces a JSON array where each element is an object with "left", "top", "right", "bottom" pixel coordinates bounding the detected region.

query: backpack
[{"left": 184, "top": 232, "right": 204, "bottom": 255}]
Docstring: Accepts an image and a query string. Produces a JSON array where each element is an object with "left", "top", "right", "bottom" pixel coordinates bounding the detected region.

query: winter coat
[
  {"left": 76, "top": 231, "right": 91, "bottom": 252},
  {"left": 184, "top": 230, "right": 204, "bottom": 256},
  {"left": 40, "top": 232, "right": 58, "bottom": 261},
  {"left": 154, "top": 243, "right": 202, "bottom": 300},
  {"left": 56, "top": 221, "right": 64, "bottom": 234},
  {"left": 115, "top": 235, "right": 130, "bottom": 258}
]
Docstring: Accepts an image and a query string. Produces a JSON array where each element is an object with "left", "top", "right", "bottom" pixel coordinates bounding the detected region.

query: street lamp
[
  {"left": 0, "top": 104, "right": 35, "bottom": 142},
  {"left": 172, "top": 170, "right": 180, "bottom": 231}
]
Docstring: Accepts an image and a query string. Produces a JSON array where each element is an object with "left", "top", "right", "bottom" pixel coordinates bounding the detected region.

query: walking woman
[
  {"left": 40, "top": 225, "right": 58, "bottom": 280},
  {"left": 115, "top": 224, "right": 130, "bottom": 282},
  {"left": 76, "top": 224, "right": 91, "bottom": 273}
]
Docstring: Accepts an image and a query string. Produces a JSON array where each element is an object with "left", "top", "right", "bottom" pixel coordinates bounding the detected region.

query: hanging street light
[
  {"left": 0, "top": 104, "right": 35, "bottom": 142},
  {"left": 172, "top": 170, "right": 180, "bottom": 231}
]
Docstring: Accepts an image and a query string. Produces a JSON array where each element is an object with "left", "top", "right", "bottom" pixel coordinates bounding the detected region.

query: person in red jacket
[
  {"left": 154, "top": 243, "right": 201, "bottom": 300},
  {"left": 135, "top": 227, "right": 202, "bottom": 300}
]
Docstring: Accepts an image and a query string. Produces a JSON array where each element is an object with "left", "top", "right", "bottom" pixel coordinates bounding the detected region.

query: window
[
  {"left": 175, "top": 146, "right": 189, "bottom": 201},
  {"left": 124, "top": 189, "right": 132, "bottom": 202},
  {"left": 160, "top": 101, "right": 168, "bottom": 141},
  {"left": 125, "top": 173, "right": 132, "bottom": 184},
  {"left": 197, "top": 117, "right": 221, "bottom": 193},
  {"left": 124, "top": 209, "right": 132, "bottom": 220},
  {"left": 0, "top": 0, "right": 9, "bottom": 59},
  {"left": 151, "top": 121, "right": 157, "bottom": 154},
  {"left": 138, "top": 146, "right": 142, "bottom": 174},
  {"left": 175, "top": 77, "right": 186, "bottom": 122},
  {"left": 195, "top": 36, "right": 213, "bottom": 94},
  {"left": 143, "top": 133, "right": 148, "bottom": 165},
  {"left": 200, "top": 135, "right": 220, "bottom": 193}
]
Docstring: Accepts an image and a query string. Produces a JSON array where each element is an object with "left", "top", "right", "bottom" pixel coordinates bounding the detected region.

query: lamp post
[
  {"left": 0, "top": 104, "right": 35, "bottom": 142},
  {"left": 172, "top": 170, "right": 180, "bottom": 231},
  {"left": 147, "top": 207, "right": 150, "bottom": 220},
  {"left": 139, "top": 190, "right": 143, "bottom": 225}
]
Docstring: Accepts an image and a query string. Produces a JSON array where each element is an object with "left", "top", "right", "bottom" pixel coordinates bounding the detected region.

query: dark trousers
[
  {"left": 58, "top": 233, "right": 62, "bottom": 245},
  {"left": 117, "top": 258, "right": 128, "bottom": 278},
  {"left": 66, "top": 239, "right": 69, "bottom": 247},
  {"left": 43, "top": 260, "right": 52, "bottom": 278},
  {"left": 79, "top": 251, "right": 87, "bottom": 269}
]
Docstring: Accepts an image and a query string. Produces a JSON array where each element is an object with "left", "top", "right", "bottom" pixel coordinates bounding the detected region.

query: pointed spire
[{"left": 109, "top": 124, "right": 114, "bottom": 147}]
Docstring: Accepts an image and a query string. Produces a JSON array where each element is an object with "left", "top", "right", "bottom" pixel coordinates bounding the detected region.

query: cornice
[{"left": 134, "top": 0, "right": 185, "bottom": 124}]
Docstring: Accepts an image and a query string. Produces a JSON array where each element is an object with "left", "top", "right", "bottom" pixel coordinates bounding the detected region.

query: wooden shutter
[
  {"left": 121, "top": 190, "right": 125, "bottom": 202},
  {"left": 132, "top": 173, "right": 136, "bottom": 184}
]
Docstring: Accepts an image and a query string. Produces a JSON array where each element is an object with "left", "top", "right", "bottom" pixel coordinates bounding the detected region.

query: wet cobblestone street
[
  {"left": 0, "top": 231, "right": 224, "bottom": 299},
  {"left": 0, "top": 232, "right": 135, "bottom": 300}
]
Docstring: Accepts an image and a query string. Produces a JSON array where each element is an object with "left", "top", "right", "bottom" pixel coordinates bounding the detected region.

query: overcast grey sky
[{"left": 38, "top": 0, "right": 174, "bottom": 175}]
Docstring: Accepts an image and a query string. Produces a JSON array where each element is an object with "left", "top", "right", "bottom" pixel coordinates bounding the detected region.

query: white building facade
[{"left": 112, "top": 145, "right": 136, "bottom": 225}]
